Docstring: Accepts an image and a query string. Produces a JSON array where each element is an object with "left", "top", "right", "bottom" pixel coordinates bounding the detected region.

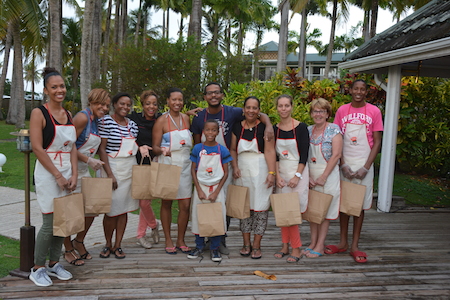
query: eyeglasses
[
  {"left": 312, "top": 110, "right": 327, "bottom": 115},
  {"left": 205, "top": 90, "right": 222, "bottom": 96}
]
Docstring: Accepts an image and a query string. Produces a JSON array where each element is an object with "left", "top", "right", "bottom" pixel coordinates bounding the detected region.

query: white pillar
[{"left": 377, "top": 65, "right": 402, "bottom": 212}]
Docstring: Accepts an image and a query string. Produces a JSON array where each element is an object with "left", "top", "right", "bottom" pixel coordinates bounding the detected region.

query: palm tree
[
  {"left": 0, "top": 22, "right": 13, "bottom": 120},
  {"left": 277, "top": 0, "right": 290, "bottom": 72},
  {"left": 324, "top": 0, "right": 350, "bottom": 78},
  {"left": 48, "top": 0, "right": 63, "bottom": 71},
  {"left": 188, "top": 0, "right": 202, "bottom": 41},
  {"left": 62, "top": 17, "right": 81, "bottom": 102}
]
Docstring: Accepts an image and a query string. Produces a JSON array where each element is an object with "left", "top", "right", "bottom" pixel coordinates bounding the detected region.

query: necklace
[
  {"left": 312, "top": 122, "right": 327, "bottom": 139},
  {"left": 245, "top": 120, "right": 257, "bottom": 131}
]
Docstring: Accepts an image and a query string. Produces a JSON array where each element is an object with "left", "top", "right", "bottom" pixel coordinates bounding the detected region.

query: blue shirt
[
  {"left": 191, "top": 105, "right": 243, "bottom": 149},
  {"left": 190, "top": 143, "right": 233, "bottom": 169},
  {"left": 75, "top": 108, "right": 99, "bottom": 149}
]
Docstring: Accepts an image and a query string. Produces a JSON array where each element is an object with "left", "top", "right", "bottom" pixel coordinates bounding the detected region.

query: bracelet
[{"left": 268, "top": 171, "right": 276, "bottom": 175}]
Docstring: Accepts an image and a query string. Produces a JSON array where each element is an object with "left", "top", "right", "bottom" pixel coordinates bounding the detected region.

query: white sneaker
[
  {"left": 137, "top": 237, "right": 153, "bottom": 249},
  {"left": 29, "top": 267, "right": 53, "bottom": 287},
  {"left": 150, "top": 222, "right": 160, "bottom": 244},
  {"left": 46, "top": 262, "right": 73, "bottom": 280}
]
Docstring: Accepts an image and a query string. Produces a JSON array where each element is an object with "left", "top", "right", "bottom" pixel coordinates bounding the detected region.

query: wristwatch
[{"left": 295, "top": 172, "right": 303, "bottom": 179}]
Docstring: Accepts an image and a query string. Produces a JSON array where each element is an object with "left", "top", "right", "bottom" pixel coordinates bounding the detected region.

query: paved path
[{"left": 0, "top": 186, "right": 141, "bottom": 249}]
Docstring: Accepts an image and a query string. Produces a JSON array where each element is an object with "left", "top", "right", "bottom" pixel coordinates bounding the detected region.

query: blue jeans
[{"left": 195, "top": 235, "right": 222, "bottom": 250}]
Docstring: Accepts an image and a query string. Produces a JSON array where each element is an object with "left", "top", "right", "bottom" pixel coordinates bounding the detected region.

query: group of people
[{"left": 29, "top": 67, "right": 382, "bottom": 287}]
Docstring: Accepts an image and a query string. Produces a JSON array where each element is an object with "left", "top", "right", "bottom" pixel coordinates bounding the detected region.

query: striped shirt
[{"left": 98, "top": 115, "right": 138, "bottom": 153}]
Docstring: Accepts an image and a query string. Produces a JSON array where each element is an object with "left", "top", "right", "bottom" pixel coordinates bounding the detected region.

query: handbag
[
  {"left": 81, "top": 177, "right": 112, "bottom": 214},
  {"left": 197, "top": 202, "right": 225, "bottom": 237},
  {"left": 53, "top": 193, "right": 85, "bottom": 237},
  {"left": 131, "top": 158, "right": 156, "bottom": 199},
  {"left": 303, "top": 189, "right": 333, "bottom": 224},
  {"left": 148, "top": 161, "right": 182, "bottom": 199},
  {"left": 225, "top": 184, "right": 250, "bottom": 219},
  {"left": 340, "top": 180, "right": 366, "bottom": 217},
  {"left": 270, "top": 192, "right": 302, "bottom": 227}
]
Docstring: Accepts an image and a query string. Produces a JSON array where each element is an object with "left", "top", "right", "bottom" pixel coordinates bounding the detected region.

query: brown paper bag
[
  {"left": 149, "top": 162, "right": 182, "bottom": 199},
  {"left": 53, "top": 193, "right": 85, "bottom": 237},
  {"left": 226, "top": 184, "right": 250, "bottom": 219},
  {"left": 132, "top": 161, "right": 156, "bottom": 199},
  {"left": 270, "top": 193, "right": 302, "bottom": 227},
  {"left": 197, "top": 202, "right": 225, "bottom": 237},
  {"left": 81, "top": 177, "right": 112, "bottom": 214},
  {"left": 303, "top": 189, "right": 333, "bottom": 224},
  {"left": 340, "top": 180, "right": 366, "bottom": 217}
]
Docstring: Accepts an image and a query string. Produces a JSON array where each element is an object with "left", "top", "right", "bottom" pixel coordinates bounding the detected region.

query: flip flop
[
  {"left": 240, "top": 245, "right": 252, "bottom": 257},
  {"left": 305, "top": 250, "right": 323, "bottom": 258},
  {"left": 165, "top": 247, "right": 177, "bottom": 255},
  {"left": 274, "top": 251, "right": 288, "bottom": 259},
  {"left": 99, "top": 246, "right": 111, "bottom": 258},
  {"left": 72, "top": 239, "right": 92, "bottom": 260},
  {"left": 251, "top": 248, "right": 262, "bottom": 259},
  {"left": 176, "top": 246, "right": 191, "bottom": 254},
  {"left": 324, "top": 245, "right": 347, "bottom": 255},
  {"left": 350, "top": 251, "right": 367, "bottom": 263},
  {"left": 286, "top": 255, "right": 301, "bottom": 263},
  {"left": 113, "top": 247, "right": 126, "bottom": 259}
]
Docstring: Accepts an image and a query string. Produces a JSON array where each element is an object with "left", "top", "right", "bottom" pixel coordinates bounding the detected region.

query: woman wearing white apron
[
  {"left": 330, "top": 80, "right": 383, "bottom": 263},
  {"left": 62, "top": 89, "right": 111, "bottom": 266},
  {"left": 29, "top": 68, "right": 77, "bottom": 287},
  {"left": 230, "top": 96, "right": 276, "bottom": 259},
  {"left": 306, "top": 98, "right": 342, "bottom": 258},
  {"left": 188, "top": 120, "right": 232, "bottom": 262},
  {"left": 152, "top": 88, "right": 193, "bottom": 255},
  {"left": 273, "top": 95, "right": 310, "bottom": 263},
  {"left": 98, "top": 92, "right": 139, "bottom": 259}
]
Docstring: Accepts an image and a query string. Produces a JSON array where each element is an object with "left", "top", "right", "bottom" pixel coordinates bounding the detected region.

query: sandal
[
  {"left": 251, "top": 248, "right": 262, "bottom": 259},
  {"left": 72, "top": 239, "right": 92, "bottom": 260},
  {"left": 176, "top": 246, "right": 191, "bottom": 254},
  {"left": 165, "top": 247, "right": 177, "bottom": 255},
  {"left": 286, "top": 255, "right": 301, "bottom": 263},
  {"left": 64, "top": 250, "right": 84, "bottom": 266},
  {"left": 240, "top": 245, "right": 252, "bottom": 257},
  {"left": 99, "top": 246, "right": 111, "bottom": 258},
  {"left": 113, "top": 248, "right": 126, "bottom": 259},
  {"left": 274, "top": 251, "right": 288, "bottom": 259}
]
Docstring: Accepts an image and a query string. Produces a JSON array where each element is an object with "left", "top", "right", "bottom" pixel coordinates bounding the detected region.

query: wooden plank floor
[{"left": 1, "top": 209, "right": 450, "bottom": 299}]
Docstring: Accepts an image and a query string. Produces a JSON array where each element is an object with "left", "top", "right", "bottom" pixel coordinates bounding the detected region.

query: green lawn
[{"left": 0, "top": 236, "right": 20, "bottom": 278}]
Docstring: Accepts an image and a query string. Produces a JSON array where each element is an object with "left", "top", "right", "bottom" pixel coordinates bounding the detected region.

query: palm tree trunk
[
  {"left": 298, "top": 8, "right": 307, "bottom": 78},
  {"left": 102, "top": 0, "right": 113, "bottom": 81},
  {"left": 121, "top": 0, "right": 128, "bottom": 45},
  {"left": 370, "top": 0, "right": 379, "bottom": 38},
  {"left": 80, "top": 0, "right": 95, "bottom": 109},
  {"left": 277, "top": 0, "right": 289, "bottom": 73},
  {"left": 166, "top": 9, "right": 170, "bottom": 39},
  {"left": 253, "top": 28, "right": 263, "bottom": 81},
  {"left": 135, "top": 0, "right": 142, "bottom": 46},
  {"left": 188, "top": 0, "right": 202, "bottom": 41},
  {"left": 48, "top": 0, "right": 63, "bottom": 71},
  {"left": 0, "top": 22, "right": 13, "bottom": 120},
  {"left": 324, "top": 0, "right": 338, "bottom": 79},
  {"left": 91, "top": 0, "right": 102, "bottom": 83},
  {"left": 363, "top": 9, "right": 370, "bottom": 42},
  {"left": 7, "top": 20, "right": 25, "bottom": 128}
]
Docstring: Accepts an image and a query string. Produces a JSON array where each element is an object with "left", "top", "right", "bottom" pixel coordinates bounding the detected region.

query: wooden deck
[{"left": 1, "top": 208, "right": 450, "bottom": 299}]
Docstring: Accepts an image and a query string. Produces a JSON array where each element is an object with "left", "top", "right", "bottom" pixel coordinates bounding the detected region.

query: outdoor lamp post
[{"left": 9, "top": 129, "right": 35, "bottom": 278}]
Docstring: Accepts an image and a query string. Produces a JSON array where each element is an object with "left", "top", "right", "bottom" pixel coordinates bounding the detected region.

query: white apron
[
  {"left": 275, "top": 123, "right": 309, "bottom": 213},
  {"left": 157, "top": 114, "right": 193, "bottom": 199},
  {"left": 341, "top": 105, "right": 374, "bottom": 210},
  {"left": 74, "top": 109, "right": 101, "bottom": 193},
  {"left": 200, "top": 107, "right": 233, "bottom": 196},
  {"left": 191, "top": 144, "right": 227, "bottom": 235},
  {"left": 236, "top": 125, "right": 271, "bottom": 212},
  {"left": 308, "top": 124, "right": 340, "bottom": 219},
  {"left": 34, "top": 105, "right": 76, "bottom": 213},
  {"left": 106, "top": 119, "right": 138, "bottom": 217}
]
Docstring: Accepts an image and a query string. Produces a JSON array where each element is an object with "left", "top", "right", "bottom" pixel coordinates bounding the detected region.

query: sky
[{"left": 5, "top": 0, "right": 412, "bottom": 95}]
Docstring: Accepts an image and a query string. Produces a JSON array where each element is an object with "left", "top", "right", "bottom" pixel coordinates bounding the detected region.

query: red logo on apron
[
  {"left": 282, "top": 150, "right": 289, "bottom": 158},
  {"left": 180, "top": 140, "right": 186, "bottom": 145},
  {"left": 63, "top": 141, "right": 70, "bottom": 146},
  {"left": 206, "top": 167, "right": 213, "bottom": 176},
  {"left": 89, "top": 148, "right": 95, "bottom": 154},
  {"left": 311, "top": 157, "right": 316, "bottom": 164},
  {"left": 351, "top": 137, "right": 358, "bottom": 145}
]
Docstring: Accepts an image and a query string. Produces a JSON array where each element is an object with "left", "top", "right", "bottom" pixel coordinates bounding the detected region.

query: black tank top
[{"left": 38, "top": 105, "right": 73, "bottom": 150}]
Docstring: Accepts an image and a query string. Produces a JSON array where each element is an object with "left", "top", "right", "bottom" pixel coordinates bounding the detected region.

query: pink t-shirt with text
[{"left": 333, "top": 103, "right": 383, "bottom": 148}]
